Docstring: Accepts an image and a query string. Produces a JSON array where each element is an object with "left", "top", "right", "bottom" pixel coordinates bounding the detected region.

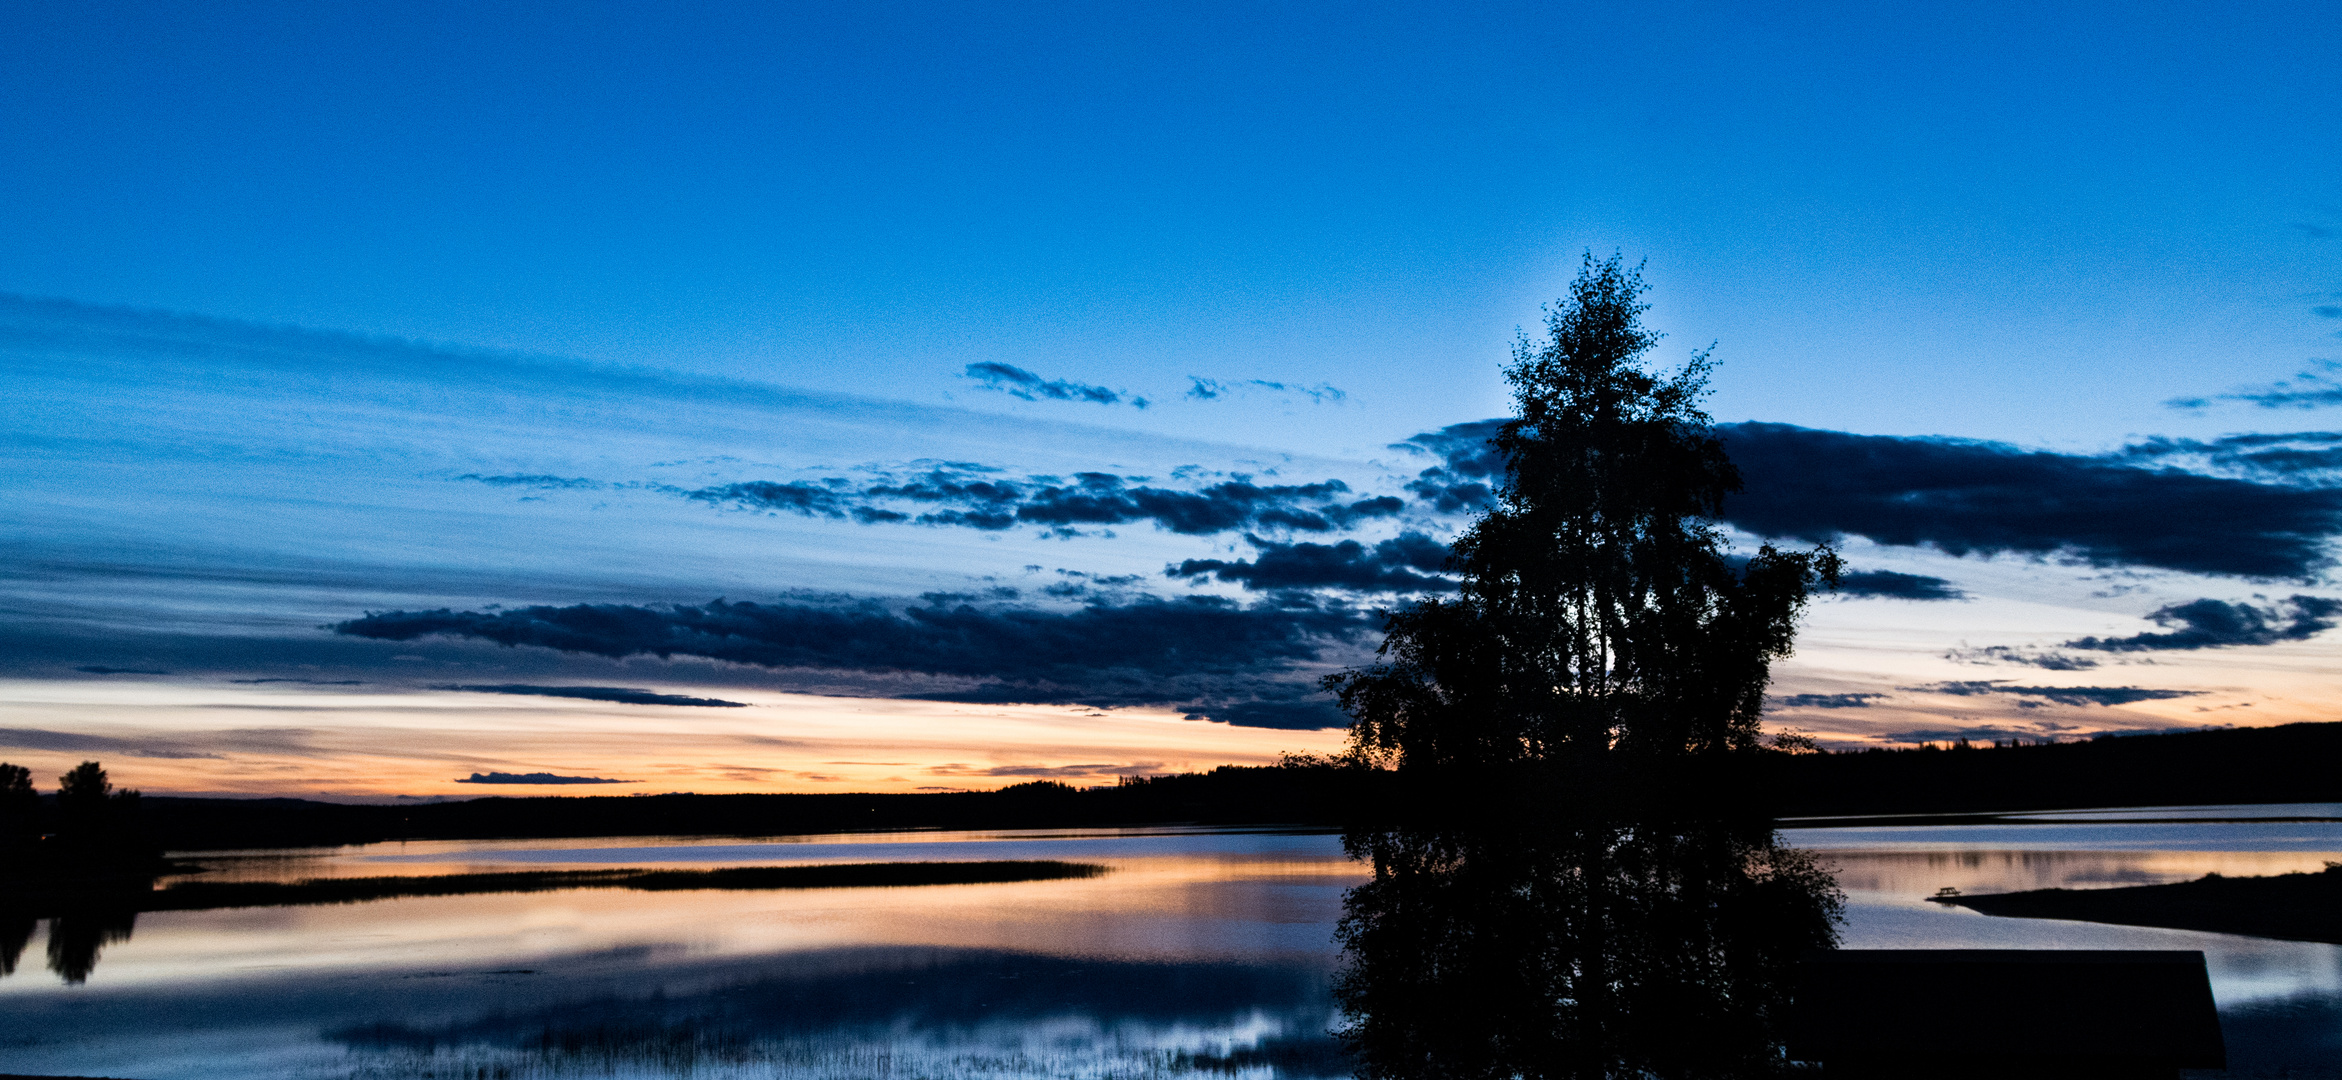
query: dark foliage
[
  {"left": 1328, "top": 254, "right": 1838, "bottom": 769},
  {"left": 0, "top": 762, "right": 33, "bottom": 853},
  {"left": 1403, "top": 419, "right": 2342, "bottom": 580}
]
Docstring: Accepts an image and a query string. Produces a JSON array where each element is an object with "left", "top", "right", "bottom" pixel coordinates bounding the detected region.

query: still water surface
[{"left": 3, "top": 809, "right": 2339, "bottom": 1079}]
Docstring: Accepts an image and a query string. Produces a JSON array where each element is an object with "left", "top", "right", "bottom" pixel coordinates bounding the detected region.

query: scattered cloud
[
  {"left": 1715, "top": 423, "right": 2342, "bottom": 579},
  {"left": 232, "top": 678, "right": 365, "bottom": 685},
  {"left": 689, "top": 480, "right": 853, "bottom": 518},
  {"left": 2115, "top": 431, "right": 2342, "bottom": 486},
  {"left": 335, "top": 593, "right": 1374, "bottom": 729},
  {"left": 455, "top": 474, "right": 601, "bottom": 490},
  {"left": 1393, "top": 419, "right": 1505, "bottom": 514},
  {"left": 1903, "top": 681, "right": 2203, "bottom": 707},
  {"left": 1876, "top": 725, "right": 2089, "bottom": 744},
  {"left": 964, "top": 362, "right": 1146, "bottom": 408},
  {"left": 76, "top": 666, "right": 170, "bottom": 675},
  {"left": 433, "top": 684, "right": 751, "bottom": 707},
  {"left": 1168, "top": 532, "right": 1452, "bottom": 592},
  {"left": 1946, "top": 645, "right": 2101, "bottom": 671},
  {"left": 455, "top": 771, "right": 636, "bottom": 785},
  {"left": 1835, "top": 570, "right": 1966, "bottom": 601},
  {"left": 1399, "top": 419, "right": 2342, "bottom": 578},
  {"left": 1184, "top": 695, "right": 1352, "bottom": 731},
  {"left": 925, "top": 761, "right": 1164, "bottom": 778},
  {"left": 0, "top": 727, "right": 224, "bottom": 759},
  {"left": 1185, "top": 377, "right": 1347, "bottom": 405},
  {"left": 2063, "top": 595, "right": 2342, "bottom": 652},
  {"left": 1773, "top": 693, "right": 1888, "bottom": 709},
  {"left": 2166, "top": 359, "right": 2342, "bottom": 410},
  {"left": 686, "top": 467, "right": 1404, "bottom": 537}
]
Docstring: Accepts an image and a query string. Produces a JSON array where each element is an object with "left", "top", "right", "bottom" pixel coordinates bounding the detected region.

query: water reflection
[
  {"left": 0, "top": 906, "right": 140, "bottom": 985},
  {"left": 5, "top": 820, "right": 2342, "bottom": 1078},
  {"left": 1334, "top": 810, "right": 1842, "bottom": 1080}
]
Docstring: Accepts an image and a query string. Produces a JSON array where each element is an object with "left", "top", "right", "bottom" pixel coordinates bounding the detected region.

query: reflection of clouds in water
[
  {"left": 10, "top": 824, "right": 2342, "bottom": 1077},
  {"left": 325, "top": 950, "right": 1344, "bottom": 1080}
]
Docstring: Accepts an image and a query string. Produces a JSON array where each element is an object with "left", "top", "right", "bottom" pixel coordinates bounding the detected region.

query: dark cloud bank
[
  {"left": 2065, "top": 595, "right": 2342, "bottom": 652},
  {"left": 1400, "top": 420, "right": 2342, "bottom": 579},
  {"left": 390, "top": 419, "right": 2342, "bottom": 727},
  {"left": 338, "top": 595, "right": 1373, "bottom": 730},
  {"left": 1955, "top": 594, "right": 2342, "bottom": 671}
]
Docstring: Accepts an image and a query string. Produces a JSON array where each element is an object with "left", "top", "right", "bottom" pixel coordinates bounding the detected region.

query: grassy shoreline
[
  {"left": 3, "top": 860, "right": 1109, "bottom": 919},
  {"left": 1938, "top": 863, "right": 2342, "bottom": 945}
]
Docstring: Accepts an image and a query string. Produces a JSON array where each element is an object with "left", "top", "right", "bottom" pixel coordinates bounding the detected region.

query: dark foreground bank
[
  {"left": 31, "top": 720, "right": 2342, "bottom": 852},
  {"left": 1940, "top": 862, "right": 2342, "bottom": 945}
]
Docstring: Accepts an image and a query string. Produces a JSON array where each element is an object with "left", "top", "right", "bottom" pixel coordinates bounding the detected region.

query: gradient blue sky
[{"left": 3, "top": 1, "right": 2338, "bottom": 797}]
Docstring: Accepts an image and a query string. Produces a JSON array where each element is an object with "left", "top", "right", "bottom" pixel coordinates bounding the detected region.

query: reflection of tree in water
[
  {"left": 0, "top": 912, "right": 34, "bottom": 976},
  {"left": 1335, "top": 809, "right": 1839, "bottom": 1080},
  {"left": 43, "top": 909, "right": 138, "bottom": 984},
  {"left": 0, "top": 907, "right": 140, "bottom": 985}
]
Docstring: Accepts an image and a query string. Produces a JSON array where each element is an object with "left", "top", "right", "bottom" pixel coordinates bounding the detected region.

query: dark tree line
[
  {"left": 0, "top": 759, "right": 147, "bottom": 863},
  {"left": 2, "top": 761, "right": 157, "bottom": 984}
]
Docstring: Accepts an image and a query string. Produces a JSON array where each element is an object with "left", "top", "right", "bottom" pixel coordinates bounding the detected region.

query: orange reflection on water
[{"left": 2, "top": 829, "right": 1364, "bottom": 992}]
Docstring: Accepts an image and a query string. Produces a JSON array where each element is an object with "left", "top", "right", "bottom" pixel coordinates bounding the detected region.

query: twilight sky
[{"left": 3, "top": 1, "right": 2338, "bottom": 798}]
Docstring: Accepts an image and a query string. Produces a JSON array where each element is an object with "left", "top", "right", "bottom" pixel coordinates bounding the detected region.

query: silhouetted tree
[
  {"left": 1327, "top": 254, "right": 1838, "bottom": 772},
  {"left": 0, "top": 763, "right": 34, "bottom": 851},
  {"left": 51, "top": 760, "right": 147, "bottom": 867}
]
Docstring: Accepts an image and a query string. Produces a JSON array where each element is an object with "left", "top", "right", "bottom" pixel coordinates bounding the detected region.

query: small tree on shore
[
  {"left": 0, "top": 763, "right": 34, "bottom": 850},
  {"left": 1326, "top": 254, "right": 1837, "bottom": 773}
]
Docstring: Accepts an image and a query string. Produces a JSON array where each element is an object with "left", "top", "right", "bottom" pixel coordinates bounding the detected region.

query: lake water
[{"left": 3, "top": 807, "right": 2339, "bottom": 1079}]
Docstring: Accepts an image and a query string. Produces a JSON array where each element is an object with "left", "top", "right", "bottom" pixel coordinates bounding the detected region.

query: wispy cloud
[
  {"left": 2166, "top": 359, "right": 2342, "bottom": 411},
  {"left": 434, "top": 684, "right": 750, "bottom": 707},
  {"left": 1772, "top": 693, "right": 1888, "bottom": 709},
  {"left": 924, "top": 761, "right": 1164, "bottom": 778},
  {"left": 1946, "top": 645, "right": 2101, "bottom": 671},
  {"left": 1902, "top": 681, "right": 2203, "bottom": 707},
  {"left": 687, "top": 467, "right": 1404, "bottom": 537},
  {"left": 455, "top": 474, "right": 602, "bottom": 489},
  {"left": 964, "top": 363, "right": 1146, "bottom": 408},
  {"left": 2115, "top": 431, "right": 2342, "bottom": 486},
  {"left": 1185, "top": 377, "right": 1347, "bottom": 405}
]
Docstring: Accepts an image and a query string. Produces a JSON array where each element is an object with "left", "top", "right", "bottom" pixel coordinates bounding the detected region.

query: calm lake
[{"left": 4, "top": 805, "right": 2339, "bottom": 1079}]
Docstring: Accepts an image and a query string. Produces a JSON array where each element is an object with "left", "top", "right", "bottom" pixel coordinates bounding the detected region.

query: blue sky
[{"left": 2, "top": 1, "right": 2338, "bottom": 796}]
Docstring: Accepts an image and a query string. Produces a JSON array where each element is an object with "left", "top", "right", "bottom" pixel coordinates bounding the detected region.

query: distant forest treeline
[{"left": 27, "top": 721, "right": 2342, "bottom": 852}]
